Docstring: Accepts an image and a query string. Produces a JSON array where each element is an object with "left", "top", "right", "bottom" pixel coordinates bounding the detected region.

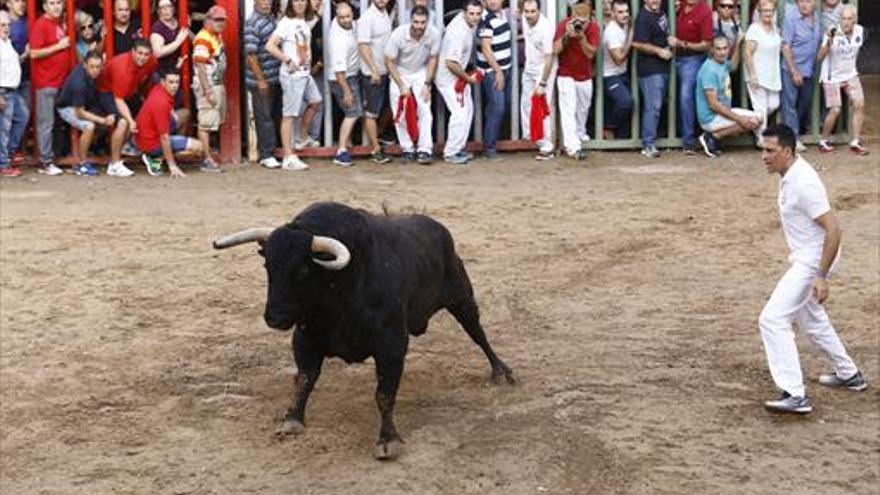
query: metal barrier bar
[
  {"left": 180, "top": 0, "right": 192, "bottom": 108},
  {"left": 509, "top": 0, "right": 519, "bottom": 140}
]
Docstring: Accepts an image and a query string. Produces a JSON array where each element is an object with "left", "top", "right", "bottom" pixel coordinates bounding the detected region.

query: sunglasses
[
  {"left": 719, "top": 4, "right": 735, "bottom": 8},
  {"left": 80, "top": 23, "right": 94, "bottom": 30}
]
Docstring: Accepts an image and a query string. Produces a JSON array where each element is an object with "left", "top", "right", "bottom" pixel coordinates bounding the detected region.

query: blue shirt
[
  {"left": 10, "top": 16, "right": 28, "bottom": 80},
  {"left": 782, "top": 5, "right": 821, "bottom": 76},
  {"left": 696, "top": 58, "right": 731, "bottom": 127},
  {"left": 244, "top": 10, "right": 281, "bottom": 88}
]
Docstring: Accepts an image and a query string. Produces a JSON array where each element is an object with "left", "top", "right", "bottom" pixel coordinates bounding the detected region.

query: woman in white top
[{"left": 744, "top": 0, "right": 782, "bottom": 146}]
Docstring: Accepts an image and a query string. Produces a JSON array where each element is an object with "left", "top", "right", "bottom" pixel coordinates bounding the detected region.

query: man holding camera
[
  {"left": 553, "top": 1, "right": 599, "bottom": 161},
  {"left": 816, "top": 5, "right": 867, "bottom": 156}
]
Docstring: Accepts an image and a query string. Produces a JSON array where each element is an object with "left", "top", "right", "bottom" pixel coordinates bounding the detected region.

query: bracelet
[{"left": 539, "top": 81, "right": 547, "bottom": 87}]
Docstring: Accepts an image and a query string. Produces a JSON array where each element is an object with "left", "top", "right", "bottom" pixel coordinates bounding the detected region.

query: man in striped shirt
[
  {"left": 476, "top": 0, "right": 512, "bottom": 160},
  {"left": 245, "top": 0, "right": 282, "bottom": 169}
]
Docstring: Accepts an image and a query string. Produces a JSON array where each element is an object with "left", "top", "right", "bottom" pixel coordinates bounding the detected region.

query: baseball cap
[{"left": 207, "top": 5, "right": 227, "bottom": 20}]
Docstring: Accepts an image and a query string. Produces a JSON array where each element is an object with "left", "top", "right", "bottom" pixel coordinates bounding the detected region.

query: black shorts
[
  {"left": 360, "top": 74, "right": 389, "bottom": 119},
  {"left": 96, "top": 91, "right": 143, "bottom": 118}
]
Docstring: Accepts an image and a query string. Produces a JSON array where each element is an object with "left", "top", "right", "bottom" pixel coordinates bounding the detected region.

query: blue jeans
[
  {"left": 603, "top": 73, "right": 634, "bottom": 139},
  {"left": 781, "top": 70, "right": 814, "bottom": 140},
  {"left": 0, "top": 90, "right": 14, "bottom": 168},
  {"left": 8, "top": 81, "right": 30, "bottom": 154},
  {"left": 481, "top": 69, "right": 511, "bottom": 152},
  {"left": 638, "top": 72, "right": 669, "bottom": 148},
  {"left": 676, "top": 55, "right": 704, "bottom": 147}
]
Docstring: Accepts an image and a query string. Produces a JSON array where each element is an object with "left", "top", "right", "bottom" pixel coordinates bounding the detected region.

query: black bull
[{"left": 213, "top": 202, "right": 514, "bottom": 459}]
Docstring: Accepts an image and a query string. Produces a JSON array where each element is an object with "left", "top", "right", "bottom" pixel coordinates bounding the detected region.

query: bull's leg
[
  {"left": 276, "top": 328, "right": 324, "bottom": 437},
  {"left": 373, "top": 346, "right": 406, "bottom": 460},
  {"left": 448, "top": 298, "right": 515, "bottom": 385}
]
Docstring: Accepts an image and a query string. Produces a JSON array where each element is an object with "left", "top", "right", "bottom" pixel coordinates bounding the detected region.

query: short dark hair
[
  {"left": 132, "top": 38, "right": 151, "bottom": 52},
  {"left": 762, "top": 124, "right": 797, "bottom": 154},
  {"left": 84, "top": 49, "right": 103, "bottom": 62},
  {"left": 523, "top": 0, "right": 541, "bottom": 9},
  {"left": 612, "top": 0, "right": 628, "bottom": 8},
  {"left": 465, "top": 0, "right": 483, "bottom": 10},
  {"left": 411, "top": 5, "right": 429, "bottom": 19},
  {"left": 159, "top": 67, "right": 181, "bottom": 79}
]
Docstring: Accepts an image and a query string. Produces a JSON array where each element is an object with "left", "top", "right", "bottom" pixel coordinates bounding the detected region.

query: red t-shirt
[
  {"left": 97, "top": 52, "right": 158, "bottom": 99},
  {"left": 676, "top": 1, "right": 713, "bottom": 45},
  {"left": 31, "top": 15, "right": 73, "bottom": 90},
  {"left": 554, "top": 18, "right": 600, "bottom": 81},
  {"left": 135, "top": 84, "right": 175, "bottom": 152}
]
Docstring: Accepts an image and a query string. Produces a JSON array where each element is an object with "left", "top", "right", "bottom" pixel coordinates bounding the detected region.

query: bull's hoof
[
  {"left": 491, "top": 367, "right": 516, "bottom": 385},
  {"left": 373, "top": 438, "right": 403, "bottom": 461},
  {"left": 275, "top": 419, "right": 305, "bottom": 437}
]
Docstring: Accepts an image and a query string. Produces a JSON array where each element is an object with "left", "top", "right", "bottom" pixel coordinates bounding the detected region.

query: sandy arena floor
[{"left": 1, "top": 149, "right": 877, "bottom": 494}]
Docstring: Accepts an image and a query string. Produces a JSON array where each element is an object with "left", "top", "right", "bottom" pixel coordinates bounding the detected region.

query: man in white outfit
[
  {"left": 436, "top": 0, "right": 483, "bottom": 164},
  {"left": 758, "top": 124, "right": 866, "bottom": 415},
  {"left": 385, "top": 5, "right": 439, "bottom": 165},
  {"left": 520, "top": 0, "right": 556, "bottom": 160}
]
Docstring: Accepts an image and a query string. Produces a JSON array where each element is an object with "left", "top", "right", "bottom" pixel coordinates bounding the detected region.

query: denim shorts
[
  {"left": 360, "top": 74, "right": 389, "bottom": 119},
  {"left": 57, "top": 106, "right": 97, "bottom": 132},
  {"left": 146, "top": 135, "right": 190, "bottom": 156},
  {"left": 329, "top": 76, "right": 363, "bottom": 119}
]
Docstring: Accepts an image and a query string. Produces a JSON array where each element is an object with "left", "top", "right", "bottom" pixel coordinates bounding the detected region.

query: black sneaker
[
  {"left": 416, "top": 152, "right": 433, "bottom": 165},
  {"left": 698, "top": 132, "right": 719, "bottom": 158},
  {"left": 764, "top": 391, "right": 813, "bottom": 414},
  {"left": 372, "top": 150, "right": 391, "bottom": 164},
  {"left": 401, "top": 151, "right": 415, "bottom": 163},
  {"left": 535, "top": 150, "right": 555, "bottom": 161},
  {"left": 818, "top": 370, "right": 867, "bottom": 391},
  {"left": 683, "top": 144, "right": 698, "bottom": 156}
]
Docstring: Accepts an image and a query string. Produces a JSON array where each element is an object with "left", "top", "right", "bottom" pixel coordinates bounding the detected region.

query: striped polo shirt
[
  {"left": 475, "top": 10, "right": 512, "bottom": 72},
  {"left": 244, "top": 10, "right": 281, "bottom": 88}
]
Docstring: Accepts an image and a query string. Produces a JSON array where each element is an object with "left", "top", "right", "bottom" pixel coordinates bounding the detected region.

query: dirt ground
[{"left": 0, "top": 145, "right": 877, "bottom": 495}]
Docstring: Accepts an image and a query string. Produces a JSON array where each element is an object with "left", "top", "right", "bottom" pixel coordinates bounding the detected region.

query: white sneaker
[
  {"left": 281, "top": 155, "right": 309, "bottom": 171},
  {"left": 107, "top": 161, "right": 135, "bottom": 177},
  {"left": 38, "top": 163, "right": 64, "bottom": 176},
  {"left": 294, "top": 137, "right": 319, "bottom": 151},
  {"left": 260, "top": 157, "right": 281, "bottom": 169}
]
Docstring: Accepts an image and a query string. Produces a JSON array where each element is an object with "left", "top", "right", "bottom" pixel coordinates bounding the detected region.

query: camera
[
  {"left": 571, "top": 19, "right": 584, "bottom": 33},
  {"left": 829, "top": 27, "right": 837, "bottom": 37}
]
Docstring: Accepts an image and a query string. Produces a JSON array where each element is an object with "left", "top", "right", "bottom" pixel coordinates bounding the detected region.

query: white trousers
[
  {"left": 520, "top": 71, "right": 555, "bottom": 153},
  {"left": 438, "top": 82, "right": 473, "bottom": 158},
  {"left": 759, "top": 262, "right": 858, "bottom": 398},
  {"left": 556, "top": 76, "right": 592, "bottom": 156},
  {"left": 747, "top": 84, "right": 781, "bottom": 137},
  {"left": 389, "top": 71, "right": 434, "bottom": 154}
]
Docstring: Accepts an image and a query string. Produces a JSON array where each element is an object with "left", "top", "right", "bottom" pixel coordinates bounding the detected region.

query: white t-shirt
[
  {"left": 778, "top": 157, "right": 832, "bottom": 268},
  {"left": 384, "top": 23, "right": 441, "bottom": 76},
  {"left": 745, "top": 22, "right": 782, "bottom": 91},
  {"left": 522, "top": 14, "right": 555, "bottom": 78},
  {"left": 820, "top": 24, "right": 863, "bottom": 84},
  {"left": 0, "top": 38, "right": 22, "bottom": 89},
  {"left": 436, "top": 13, "right": 475, "bottom": 87},
  {"left": 357, "top": 4, "right": 393, "bottom": 76},
  {"left": 602, "top": 21, "right": 629, "bottom": 77},
  {"left": 273, "top": 16, "right": 312, "bottom": 79},
  {"left": 329, "top": 18, "right": 360, "bottom": 78}
]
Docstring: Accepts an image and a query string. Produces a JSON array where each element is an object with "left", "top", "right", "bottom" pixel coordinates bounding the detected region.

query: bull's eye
[{"left": 257, "top": 248, "right": 265, "bottom": 258}]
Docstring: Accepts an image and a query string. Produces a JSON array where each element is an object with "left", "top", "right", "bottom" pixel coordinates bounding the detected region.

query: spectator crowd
[{"left": 0, "top": 0, "right": 869, "bottom": 177}]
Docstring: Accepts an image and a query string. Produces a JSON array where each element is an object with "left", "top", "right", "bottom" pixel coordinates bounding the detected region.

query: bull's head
[{"left": 213, "top": 227, "right": 350, "bottom": 330}]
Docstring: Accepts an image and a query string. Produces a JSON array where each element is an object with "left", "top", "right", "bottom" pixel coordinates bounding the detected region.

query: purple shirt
[{"left": 151, "top": 19, "right": 181, "bottom": 71}]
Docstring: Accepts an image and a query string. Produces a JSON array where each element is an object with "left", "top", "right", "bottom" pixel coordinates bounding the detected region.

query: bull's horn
[
  {"left": 311, "top": 236, "right": 351, "bottom": 270},
  {"left": 213, "top": 228, "right": 274, "bottom": 249}
]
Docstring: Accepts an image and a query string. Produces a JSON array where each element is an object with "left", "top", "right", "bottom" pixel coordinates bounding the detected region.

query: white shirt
[
  {"left": 0, "top": 38, "right": 22, "bottom": 89},
  {"left": 436, "top": 13, "right": 475, "bottom": 87},
  {"left": 745, "top": 22, "right": 782, "bottom": 91},
  {"left": 522, "top": 14, "right": 555, "bottom": 78},
  {"left": 329, "top": 18, "right": 360, "bottom": 78},
  {"left": 357, "top": 4, "right": 393, "bottom": 76},
  {"left": 273, "top": 17, "right": 312, "bottom": 79},
  {"left": 820, "top": 24, "right": 863, "bottom": 84},
  {"left": 602, "top": 20, "right": 629, "bottom": 77},
  {"left": 384, "top": 23, "right": 441, "bottom": 76},
  {"left": 778, "top": 156, "right": 832, "bottom": 268}
]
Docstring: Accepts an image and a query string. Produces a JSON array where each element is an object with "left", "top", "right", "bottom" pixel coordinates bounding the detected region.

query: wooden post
[{"left": 218, "top": 0, "right": 243, "bottom": 163}]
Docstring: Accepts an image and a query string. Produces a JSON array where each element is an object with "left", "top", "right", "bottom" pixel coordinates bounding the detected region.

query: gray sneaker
[
  {"left": 818, "top": 370, "right": 867, "bottom": 391},
  {"left": 640, "top": 146, "right": 660, "bottom": 158},
  {"left": 444, "top": 152, "right": 469, "bottom": 165},
  {"left": 764, "top": 392, "right": 813, "bottom": 414}
]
